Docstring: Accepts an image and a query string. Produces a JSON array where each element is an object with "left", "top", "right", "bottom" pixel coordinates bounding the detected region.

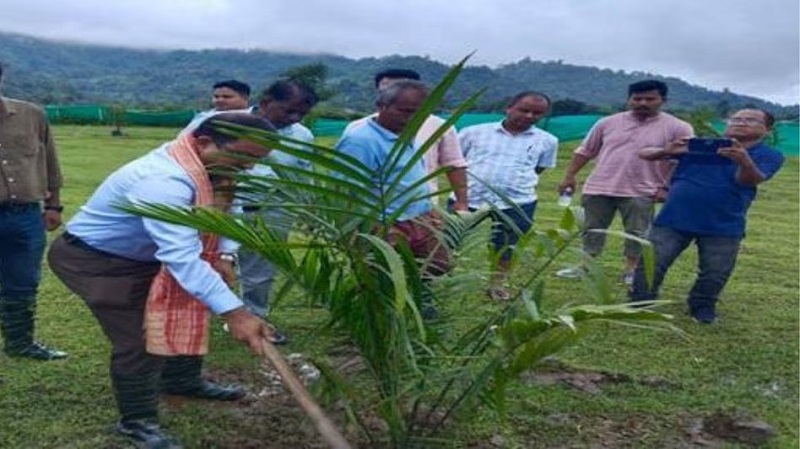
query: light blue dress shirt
[{"left": 66, "top": 144, "right": 242, "bottom": 315}]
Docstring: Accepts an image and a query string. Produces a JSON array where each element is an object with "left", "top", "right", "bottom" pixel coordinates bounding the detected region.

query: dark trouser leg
[
  {"left": 47, "top": 236, "right": 180, "bottom": 447},
  {"left": 629, "top": 226, "right": 693, "bottom": 303},
  {"left": 0, "top": 298, "right": 68, "bottom": 359},
  {"left": 687, "top": 235, "right": 741, "bottom": 318},
  {"left": 238, "top": 208, "right": 292, "bottom": 344},
  {"left": 112, "top": 371, "right": 161, "bottom": 422},
  {"left": 581, "top": 195, "right": 618, "bottom": 258},
  {"left": 161, "top": 356, "right": 245, "bottom": 401},
  {"left": 490, "top": 202, "right": 537, "bottom": 266},
  {"left": 618, "top": 196, "right": 655, "bottom": 264},
  {"left": 0, "top": 204, "right": 66, "bottom": 360},
  {"left": 419, "top": 279, "right": 439, "bottom": 320},
  {"left": 84, "top": 298, "right": 185, "bottom": 447},
  {"left": 112, "top": 370, "right": 183, "bottom": 449}
]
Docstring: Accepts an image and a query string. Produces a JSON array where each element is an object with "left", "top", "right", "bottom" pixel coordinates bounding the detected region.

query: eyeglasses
[{"left": 726, "top": 117, "right": 764, "bottom": 126}]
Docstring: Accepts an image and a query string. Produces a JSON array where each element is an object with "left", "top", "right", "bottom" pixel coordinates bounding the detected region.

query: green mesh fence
[
  {"left": 774, "top": 122, "right": 799, "bottom": 156},
  {"left": 122, "top": 110, "right": 198, "bottom": 127},
  {"left": 43, "top": 105, "right": 798, "bottom": 156},
  {"left": 45, "top": 105, "right": 198, "bottom": 127},
  {"left": 709, "top": 119, "right": 798, "bottom": 156},
  {"left": 312, "top": 118, "right": 350, "bottom": 137},
  {"left": 45, "top": 104, "right": 111, "bottom": 124}
]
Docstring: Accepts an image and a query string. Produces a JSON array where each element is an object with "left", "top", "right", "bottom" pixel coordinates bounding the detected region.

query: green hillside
[{"left": 0, "top": 31, "right": 796, "bottom": 117}]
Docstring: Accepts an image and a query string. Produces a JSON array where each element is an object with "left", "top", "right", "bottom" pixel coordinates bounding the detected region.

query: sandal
[{"left": 486, "top": 286, "right": 511, "bottom": 301}]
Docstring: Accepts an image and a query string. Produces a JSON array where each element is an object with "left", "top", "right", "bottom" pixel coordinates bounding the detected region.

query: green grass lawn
[{"left": 1, "top": 125, "right": 797, "bottom": 448}]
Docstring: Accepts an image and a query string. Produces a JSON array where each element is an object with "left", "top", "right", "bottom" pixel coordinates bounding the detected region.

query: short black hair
[
  {"left": 261, "top": 80, "right": 319, "bottom": 107},
  {"left": 193, "top": 112, "right": 275, "bottom": 146},
  {"left": 213, "top": 80, "right": 251, "bottom": 97},
  {"left": 374, "top": 68, "right": 422, "bottom": 88},
  {"left": 508, "top": 91, "right": 551, "bottom": 108},
  {"left": 628, "top": 80, "right": 668, "bottom": 98},
  {"left": 754, "top": 108, "right": 776, "bottom": 129}
]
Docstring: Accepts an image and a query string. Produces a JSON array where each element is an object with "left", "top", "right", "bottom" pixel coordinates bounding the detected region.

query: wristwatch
[
  {"left": 219, "top": 253, "right": 237, "bottom": 263},
  {"left": 44, "top": 205, "right": 64, "bottom": 213}
]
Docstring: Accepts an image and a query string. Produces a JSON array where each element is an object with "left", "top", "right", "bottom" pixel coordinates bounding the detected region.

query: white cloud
[{"left": 0, "top": 0, "right": 797, "bottom": 104}]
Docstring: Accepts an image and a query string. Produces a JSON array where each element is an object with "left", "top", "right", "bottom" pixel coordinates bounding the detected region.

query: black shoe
[
  {"left": 691, "top": 306, "right": 717, "bottom": 324},
  {"left": 163, "top": 379, "right": 246, "bottom": 401},
  {"left": 420, "top": 303, "right": 440, "bottom": 321},
  {"left": 5, "top": 341, "right": 68, "bottom": 360},
  {"left": 116, "top": 419, "right": 183, "bottom": 449}
]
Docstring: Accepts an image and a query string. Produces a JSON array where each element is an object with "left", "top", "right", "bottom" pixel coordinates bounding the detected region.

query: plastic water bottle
[{"left": 558, "top": 188, "right": 573, "bottom": 207}]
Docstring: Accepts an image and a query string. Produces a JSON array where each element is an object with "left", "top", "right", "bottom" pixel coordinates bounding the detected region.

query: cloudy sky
[{"left": 0, "top": 0, "right": 797, "bottom": 105}]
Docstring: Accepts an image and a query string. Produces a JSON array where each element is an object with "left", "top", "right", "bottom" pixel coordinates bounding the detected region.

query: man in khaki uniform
[{"left": 0, "top": 62, "right": 66, "bottom": 360}]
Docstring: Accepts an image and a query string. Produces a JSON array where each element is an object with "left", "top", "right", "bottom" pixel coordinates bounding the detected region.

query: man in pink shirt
[
  {"left": 344, "top": 69, "right": 469, "bottom": 211},
  {"left": 556, "top": 80, "right": 693, "bottom": 284}
]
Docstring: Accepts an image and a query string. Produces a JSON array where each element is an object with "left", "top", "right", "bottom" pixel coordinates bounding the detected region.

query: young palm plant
[{"left": 124, "top": 57, "right": 677, "bottom": 447}]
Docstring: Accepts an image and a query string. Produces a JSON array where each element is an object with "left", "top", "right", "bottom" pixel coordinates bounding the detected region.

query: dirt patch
[
  {"left": 696, "top": 410, "right": 776, "bottom": 446},
  {"left": 157, "top": 354, "right": 366, "bottom": 448},
  {"left": 521, "top": 359, "right": 678, "bottom": 394},
  {"left": 162, "top": 358, "right": 775, "bottom": 448},
  {"left": 498, "top": 410, "right": 776, "bottom": 449}
]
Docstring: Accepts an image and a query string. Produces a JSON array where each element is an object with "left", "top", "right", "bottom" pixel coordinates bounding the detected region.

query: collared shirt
[
  {"left": 65, "top": 143, "right": 242, "bottom": 315},
  {"left": 335, "top": 119, "right": 432, "bottom": 221},
  {"left": 459, "top": 121, "right": 558, "bottom": 209},
  {"left": 345, "top": 114, "right": 467, "bottom": 193},
  {"left": 246, "top": 122, "right": 314, "bottom": 179},
  {"left": 238, "top": 122, "right": 315, "bottom": 207},
  {"left": 576, "top": 111, "right": 694, "bottom": 197},
  {"left": 0, "top": 97, "right": 62, "bottom": 203},
  {"left": 655, "top": 142, "right": 784, "bottom": 237}
]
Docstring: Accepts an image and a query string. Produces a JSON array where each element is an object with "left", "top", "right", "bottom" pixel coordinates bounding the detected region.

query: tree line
[{"left": 0, "top": 32, "right": 796, "bottom": 120}]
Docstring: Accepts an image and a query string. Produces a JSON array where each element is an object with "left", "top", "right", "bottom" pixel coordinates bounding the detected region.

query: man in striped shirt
[{"left": 458, "top": 92, "right": 558, "bottom": 300}]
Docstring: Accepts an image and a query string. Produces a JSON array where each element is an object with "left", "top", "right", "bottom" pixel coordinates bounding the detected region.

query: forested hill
[{"left": 0, "top": 32, "right": 795, "bottom": 117}]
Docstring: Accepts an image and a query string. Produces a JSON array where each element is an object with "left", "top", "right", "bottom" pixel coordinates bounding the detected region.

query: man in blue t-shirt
[
  {"left": 629, "top": 108, "right": 785, "bottom": 324},
  {"left": 337, "top": 80, "right": 449, "bottom": 319}
]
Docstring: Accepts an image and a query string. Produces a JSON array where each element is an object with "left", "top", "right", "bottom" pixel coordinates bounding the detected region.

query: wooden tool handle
[{"left": 260, "top": 339, "right": 353, "bottom": 449}]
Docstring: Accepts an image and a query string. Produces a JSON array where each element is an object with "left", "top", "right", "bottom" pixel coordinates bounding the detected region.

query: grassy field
[{"left": 0, "top": 125, "right": 797, "bottom": 448}]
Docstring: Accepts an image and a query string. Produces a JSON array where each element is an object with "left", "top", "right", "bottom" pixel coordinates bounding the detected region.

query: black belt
[
  {"left": 242, "top": 205, "right": 261, "bottom": 212},
  {"left": 0, "top": 202, "right": 39, "bottom": 212},
  {"left": 62, "top": 231, "right": 160, "bottom": 265},
  {"left": 62, "top": 231, "right": 104, "bottom": 254}
]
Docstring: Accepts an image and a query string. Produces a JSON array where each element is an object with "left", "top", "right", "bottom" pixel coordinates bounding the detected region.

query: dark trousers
[
  {"left": 629, "top": 226, "right": 741, "bottom": 310},
  {"left": 488, "top": 201, "right": 537, "bottom": 262},
  {"left": 446, "top": 200, "right": 538, "bottom": 262},
  {"left": 582, "top": 195, "right": 654, "bottom": 259},
  {"left": 0, "top": 203, "right": 45, "bottom": 301},
  {"left": 48, "top": 234, "right": 163, "bottom": 375}
]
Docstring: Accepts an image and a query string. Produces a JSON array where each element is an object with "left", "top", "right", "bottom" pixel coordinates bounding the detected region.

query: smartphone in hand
[{"left": 687, "top": 137, "right": 734, "bottom": 154}]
